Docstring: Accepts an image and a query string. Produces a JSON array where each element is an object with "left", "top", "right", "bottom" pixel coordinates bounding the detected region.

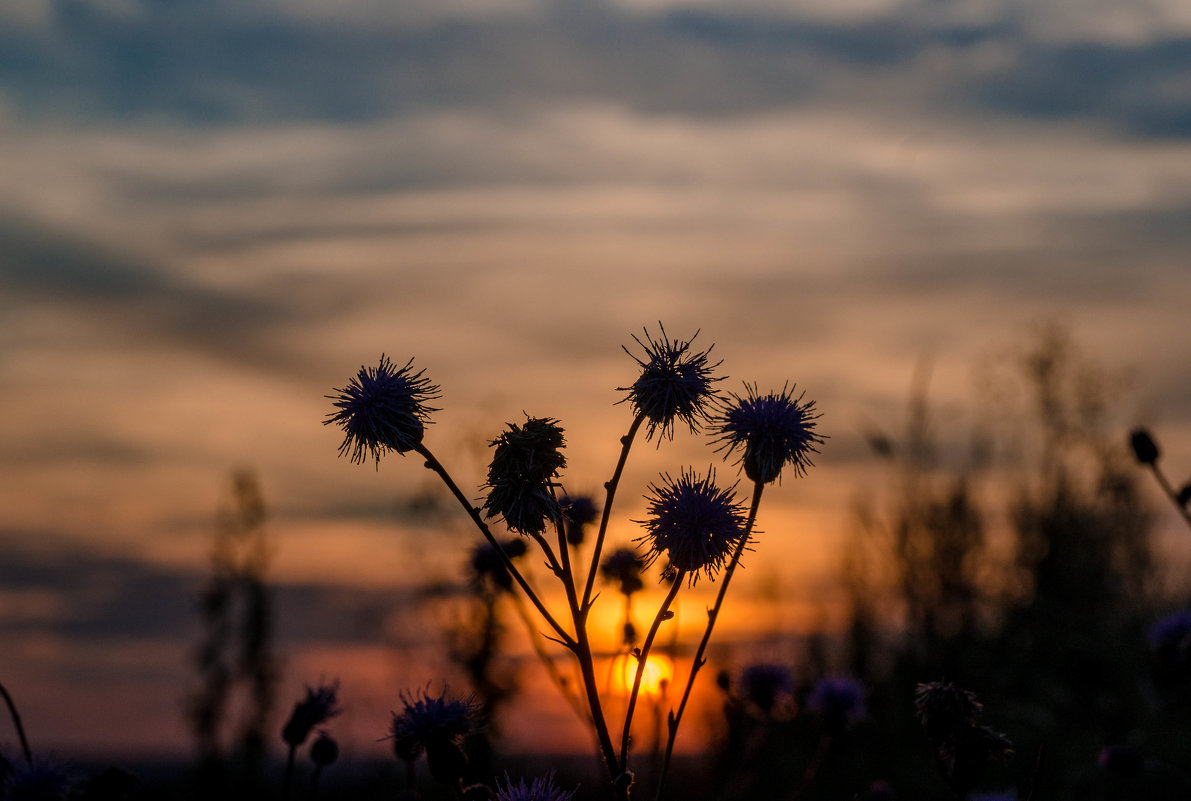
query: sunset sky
[{"left": 2, "top": 0, "right": 1191, "bottom": 765}]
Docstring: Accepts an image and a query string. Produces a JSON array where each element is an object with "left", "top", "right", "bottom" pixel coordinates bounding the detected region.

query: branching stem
[
  {"left": 654, "top": 481, "right": 765, "bottom": 801},
  {"left": 619, "top": 573, "right": 683, "bottom": 772},
  {"left": 415, "top": 442, "right": 576, "bottom": 650},
  {"left": 583, "top": 413, "right": 647, "bottom": 613}
]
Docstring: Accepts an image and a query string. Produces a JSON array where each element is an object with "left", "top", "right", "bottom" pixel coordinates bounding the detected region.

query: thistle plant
[
  {"left": 1130, "top": 427, "right": 1191, "bottom": 532},
  {"left": 280, "top": 680, "right": 341, "bottom": 800},
  {"left": 324, "top": 325, "right": 822, "bottom": 800}
]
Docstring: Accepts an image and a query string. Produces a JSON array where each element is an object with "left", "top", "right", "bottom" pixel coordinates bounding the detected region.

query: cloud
[{"left": 1, "top": 1, "right": 1189, "bottom": 135}]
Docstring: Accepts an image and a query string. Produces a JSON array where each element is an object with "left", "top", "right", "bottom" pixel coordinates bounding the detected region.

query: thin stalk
[
  {"left": 551, "top": 517, "right": 622, "bottom": 788},
  {"left": 619, "top": 574, "right": 683, "bottom": 772},
  {"left": 311, "top": 765, "right": 324, "bottom": 800},
  {"left": 0, "top": 681, "right": 32, "bottom": 764},
  {"left": 1148, "top": 462, "right": 1191, "bottom": 532},
  {"left": 282, "top": 744, "right": 296, "bottom": 801},
  {"left": 415, "top": 442, "right": 576, "bottom": 650},
  {"left": 582, "top": 413, "right": 647, "bottom": 613},
  {"left": 654, "top": 481, "right": 764, "bottom": 801}
]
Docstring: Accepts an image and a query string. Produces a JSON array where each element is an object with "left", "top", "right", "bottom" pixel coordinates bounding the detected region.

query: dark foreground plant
[{"left": 325, "top": 325, "right": 823, "bottom": 800}]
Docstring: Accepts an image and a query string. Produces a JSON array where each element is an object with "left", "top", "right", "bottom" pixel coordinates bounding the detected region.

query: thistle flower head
[
  {"left": 282, "top": 680, "right": 341, "bottom": 747},
  {"left": 619, "top": 325, "right": 724, "bottom": 442},
  {"left": 482, "top": 417, "right": 567, "bottom": 536},
  {"left": 736, "top": 662, "right": 795, "bottom": 714},
  {"left": 913, "top": 681, "right": 982, "bottom": 744},
  {"left": 599, "top": 547, "right": 646, "bottom": 597},
  {"left": 807, "top": 676, "right": 867, "bottom": 735},
  {"left": 492, "top": 773, "right": 577, "bottom": 801},
  {"left": 310, "top": 731, "right": 340, "bottom": 768},
  {"left": 560, "top": 494, "right": 599, "bottom": 546},
  {"left": 713, "top": 383, "right": 822, "bottom": 484},
  {"left": 469, "top": 537, "right": 529, "bottom": 593},
  {"left": 635, "top": 468, "right": 748, "bottom": 583},
  {"left": 1130, "top": 427, "right": 1159, "bottom": 465},
  {"left": 325, "top": 356, "right": 441, "bottom": 465},
  {"left": 390, "top": 688, "right": 480, "bottom": 761}
]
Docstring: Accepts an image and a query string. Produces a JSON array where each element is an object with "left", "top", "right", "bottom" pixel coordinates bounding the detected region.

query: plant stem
[
  {"left": 582, "top": 413, "right": 647, "bottom": 613},
  {"left": 619, "top": 574, "right": 683, "bottom": 772},
  {"left": 654, "top": 481, "right": 764, "bottom": 801},
  {"left": 282, "top": 744, "right": 296, "bottom": 801},
  {"left": 0, "top": 681, "right": 32, "bottom": 764},
  {"left": 415, "top": 442, "right": 577, "bottom": 650},
  {"left": 552, "top": 518, "right": 623, "bottom": 788},
  {"left": 1148, "top": 462, "right": 1191, "bottom": 532}
]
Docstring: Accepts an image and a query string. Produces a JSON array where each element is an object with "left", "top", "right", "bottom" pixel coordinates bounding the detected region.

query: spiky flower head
[
  {"left": 282, "top": 680, "right": 341, "bottom": 747},
  {"left": 492, "top": 773, "right": 577, "bottom": 801},
  {"left": 325, "top": 356, "right": 440, "bottom": 465},
  {"left": 737, "top": 662, "right": 795, "bottom": 714},
  {"left": 469, "top": 537, "right": 529, "bottom": 593},
  {"left": 483, "top": 417, "right": 567, "bottom": 536},
  {"left": 600, "top": 547, "right": 646, "bottom": 597},
  {"left": 390, "top": 688, "right": 480, "bottom": 761},
  {"left": 636, "top": 468, "right": 748, "bottom": 583},
  {"left": 808, "top": 676, "right": 867, "bottom": 735},
  {"left": 619, "top": 325, "right": 724, "bottom": 442},
  {"left": 713, "top": 383, "right": 822, "bottom": 484},
  {"left": 560, "top": 494, "right": 599, "bottom": 546},
  {"left": 913, "top": 681, "right": 982, "bottom": 744}
]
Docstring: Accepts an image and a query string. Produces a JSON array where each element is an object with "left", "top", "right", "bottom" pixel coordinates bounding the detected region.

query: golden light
[{"left": 611, "top": 653, "right": 674, "bottom": 700}]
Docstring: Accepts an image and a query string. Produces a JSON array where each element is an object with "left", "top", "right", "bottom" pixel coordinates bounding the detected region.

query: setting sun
[{"left": 611, "top": 653, "right": 674, "bottom": 700}]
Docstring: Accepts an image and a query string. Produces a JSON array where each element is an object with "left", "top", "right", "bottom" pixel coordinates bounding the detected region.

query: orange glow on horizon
[{"left": 610, "top": 652, "right": 674, "bottom": 700}]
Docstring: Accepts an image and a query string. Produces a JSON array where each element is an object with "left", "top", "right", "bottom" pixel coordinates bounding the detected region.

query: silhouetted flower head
[
  {"left": 619, "top": 325, "right": 724, "bottom": 442},
  {"left": 492, "top": 773, "right": 577, "bottom": 801},
  {"left": 636, "top": 468, "right": 748, "bottom": 583},
  {"left": 914, "top": 681, "right": 982, "bottom": 744},
  {"left": 310, "top": 731, "right": 339, "bottom": 768},
  {"left": 390, "top": 688, "right": 480, "bottom": 761},
  {"left": 713, "top": 383, "right": 822, "bottom": 484},
  {"left": 808, "top": 676, "right": 867, "bottom": 735},
  {"left": 1130, "top": 428, "right": 1160, "bottom": 465},
  {"left": 469, "top": 538, "right": 529, "bottom": 593},
  {"left": 561, "top": 494, "right": 600, "bottom": 546},
  {"left": 466, "top": 533, "right": 528, "bottom": 590},
  {"left": 483, "top": 417, "right": 566, "bottom": 536},
  {"left": 326, "top": 356, "right": 441, "bottom": 465},
  {"left": 0, "top": 758, "right": 75, "bottom": 801},
  {"left": 1150, "top": 610, "right": 1191, "bottom": 670},
  {"left": 1099, "top": 744, "right": 1145, "bottom": 778},
  {"left": 915, "top": 682, "right": 1012, "bottom": 793},
  {"left": 600, "top": 547, "right": 646, "bottom": 597},
  {"left": 736, "top": 662, "right": 795, "bottom": 714},
  {"left": 282, "top": 680, "right": 341, "bottom": 747}
]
